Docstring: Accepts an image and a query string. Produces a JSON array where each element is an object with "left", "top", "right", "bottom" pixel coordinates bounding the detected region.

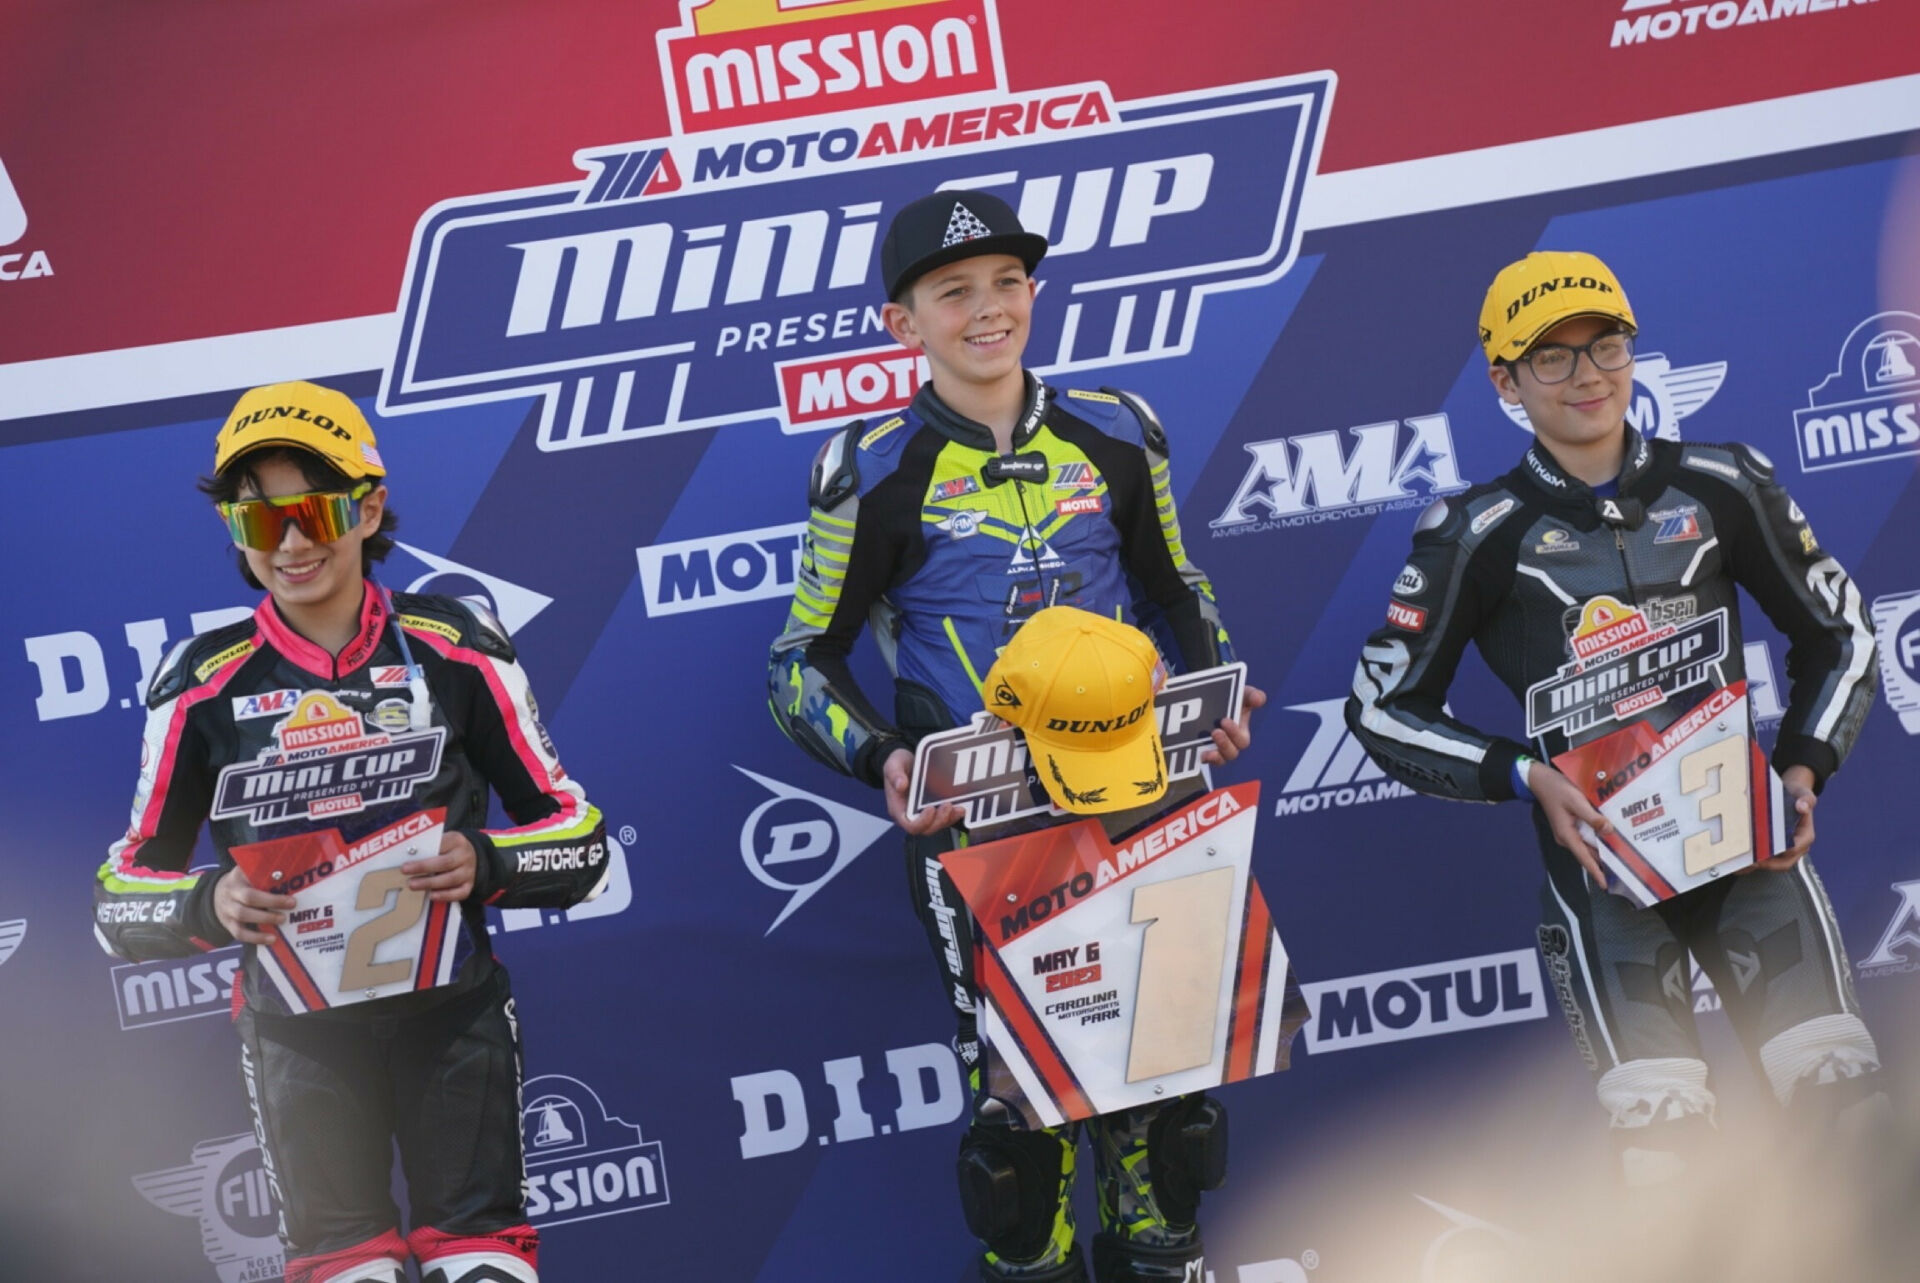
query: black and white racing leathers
[
  {"left": 1347, "top": 431, "right": 1882, "bottom": 1155},
  {"left": 95, "top": 585, "right": 606, "bottom": 1282}
]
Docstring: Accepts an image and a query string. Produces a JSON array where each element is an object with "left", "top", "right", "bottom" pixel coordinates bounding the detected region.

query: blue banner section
[{"left": 5, "top": 134, "right": 1919, "bottom": 1283}]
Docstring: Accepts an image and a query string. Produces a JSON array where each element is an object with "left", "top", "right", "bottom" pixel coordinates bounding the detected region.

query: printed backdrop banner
[{"left": 3, "top": 3, "right": 1919, "bottom": 1280}]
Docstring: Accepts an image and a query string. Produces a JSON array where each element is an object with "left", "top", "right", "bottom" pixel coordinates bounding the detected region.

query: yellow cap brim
[
  {"left": 1503, "top": 307, "right": 1636, "bottom": 362},
  {"left": 1031, "top": 734, "right": 1168, "bottom": 815},
  {"left": 214, "top": 433, "right": 384, "bottom": 479}
]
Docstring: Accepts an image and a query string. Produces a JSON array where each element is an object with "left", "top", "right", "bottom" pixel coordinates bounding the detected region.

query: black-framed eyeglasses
[{"left": 1512, "top": 331, "right": 1635, "bottom": 384}]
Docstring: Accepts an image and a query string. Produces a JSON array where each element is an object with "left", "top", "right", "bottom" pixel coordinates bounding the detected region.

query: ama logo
[
  {"left": 1212, "top": 414, "right": 1467, "bottom": 532},
  {"left": 1497, "top": 352, "right": 1726, "bottom": 441},
  {"left": 1795, "top": 313, "right": 1920, "bottom": 474},
  {"left": 521, "top": 1075, "right": 670, "bottom": 1225},
  {"left": 133, "top": 1135, "right": 283, "bottom": 1283},
  {"left": 379, "top": 0, "right": 1332, "bottom": 451},
  {"left": 737, "top": 766, "right": 892, "bottom": 933}
]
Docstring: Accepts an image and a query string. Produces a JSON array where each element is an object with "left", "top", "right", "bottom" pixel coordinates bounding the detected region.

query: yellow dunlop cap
[
  {"left": 983, "top": 606, "right": 1168, "bottom": 815},
  {"left": 213, "top": 381, "right": 386, "bottom": 479},
  {"left": 1479, "top": 251, "right": 1636, "bottom": 364}
]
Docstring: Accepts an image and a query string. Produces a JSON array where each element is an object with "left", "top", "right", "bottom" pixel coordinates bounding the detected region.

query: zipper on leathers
[{"left": 1613, "top": 527, "right": 1638, "bottom": 605}]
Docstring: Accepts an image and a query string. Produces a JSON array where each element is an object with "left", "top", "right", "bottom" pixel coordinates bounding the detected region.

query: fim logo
[
  {"left": 133, "top": 1134, "right": 283, "bottom": 1283},
  {"left": 522, "top": 1075, "right": 670, "bottom": 1226},
  {"left": 1301, "top": 948, "right": 1545, "bottom": 1054},
  {"left": 1794, "top": 311, "right": 1920, "bottom": 474},
  {"left": 737, "top": 766, "right": 892, "bottom": 933},
  {"left": 1497, "top": 353, "right": 1726, "bottom": 442},
  {"left": 1870, "top": 589, "right": 1920, "bottom": 735},
  {"left": 636, "top": 521, "right": 806, "bottom": 617},
  {"left": 1858, "top": 880, "right": 1920, "bottom": 980},
  {"left": 1274, "top": 698, "right": 1416, "bottom": 816},
  {"left": 0, "top": 918, "right": 24, "bottom": 967},
  {"left": 113, "top": 948, "right": 244, "bottom": 1030},
  {"left": 1211, "top": 414, "right": 1466, "bottom": 534}
]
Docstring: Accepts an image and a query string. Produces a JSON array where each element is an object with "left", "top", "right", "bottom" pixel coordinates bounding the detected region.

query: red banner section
[{"left": 2, "top": 0, "right": 1914, "bottom": 364}]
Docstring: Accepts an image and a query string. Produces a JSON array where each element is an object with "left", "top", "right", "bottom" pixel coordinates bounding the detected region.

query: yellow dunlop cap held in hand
[
  {"left": 213, "top": 381, "right": 387, "bottom": 479},
  {"left": 1479, "top": 251, "right": 1636, "bottom": 364},
  {"left": 983, "top": 606, "right": 1169, "bottom": 815}
]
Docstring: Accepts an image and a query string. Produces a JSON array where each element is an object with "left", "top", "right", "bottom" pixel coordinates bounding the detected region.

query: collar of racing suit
[
  {"left": 907, "top": 371, "right": 1050, "bottom": 452},
  {"left": 1518, "top": 426, "right": 1664, "bottom": 522},
  {"left": 253, "top": 580, "right": 390, "bottom": 681}
]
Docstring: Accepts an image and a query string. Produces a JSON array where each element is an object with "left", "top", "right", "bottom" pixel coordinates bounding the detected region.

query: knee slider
[
  {"left": 1091, "top": 1232, "right": 1205, "bottom": 1283},
  {"left": 1760, "top": 1013, "right": 1880, "bottom": 1110},
  {"left": 1142, "top": 1094, "right": 1227, "bottom": 1225},
  {"left": 957, "top": 1124, "right": 1072, "bottom": 1264},
  {"left": 1597, "top": 1058, "right": 1716, "bottom": 1186}
]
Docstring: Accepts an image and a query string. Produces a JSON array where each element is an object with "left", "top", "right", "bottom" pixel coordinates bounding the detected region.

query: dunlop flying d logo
[{"left": 380, "top": 0, "right": 1332, "bottom": 450}]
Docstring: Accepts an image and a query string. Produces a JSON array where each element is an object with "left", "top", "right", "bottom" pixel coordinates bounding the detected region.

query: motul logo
[
  {"left": 657, "top": 0, "right": 1000, "bottom": 135},
  {"left": 777, "top": 345, "right": 930, "bottom": 428}
]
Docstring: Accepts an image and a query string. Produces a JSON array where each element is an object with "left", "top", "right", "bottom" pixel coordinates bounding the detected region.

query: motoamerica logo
[
  {"left": 1272, "top": 699, "right": 1416, "bottom": 816},
  {"left": 379, "top": 0, "right": 1331, "bottom": 451},
  {"left": 1497, "top": 352, "right": 1727, "bottom": 442},
  {"left": 1211, "top": 415, "right": 1466, "bottom": 534},
  {"left": 133, "top": 1134, "right": 283, "bottom": 1283},
  {"left": 1524, "top": 608, "right": 1728, "bottom": 740},
  {"left": 209, "top": 692, "right": 447, "bottom": 828}
]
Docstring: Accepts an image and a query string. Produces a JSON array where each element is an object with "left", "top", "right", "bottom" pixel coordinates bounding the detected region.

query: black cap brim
[{"left": 888, "top": 232, "right": 1049, "bottom": 300}]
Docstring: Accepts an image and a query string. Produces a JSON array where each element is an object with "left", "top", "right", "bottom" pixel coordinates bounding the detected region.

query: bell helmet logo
[
  {"left": 521, "top": 1074, "right": 670, "bottom": 1225},
  {"left": 133, "top": 1135, "right": 284, "bottom": 1283},
  {"left": 1497, "top": 353, "right": 1726, "bottom": 441},
  {"left": 737, "top": 766, "right": 892, "bottom": 933}
]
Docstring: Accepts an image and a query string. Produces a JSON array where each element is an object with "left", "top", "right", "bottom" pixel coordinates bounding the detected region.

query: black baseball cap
[{"left": 880, "top": 190, "right": 1049, "bottom": 301}]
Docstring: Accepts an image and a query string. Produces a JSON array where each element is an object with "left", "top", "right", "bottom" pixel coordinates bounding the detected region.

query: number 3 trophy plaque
[{"left": 909, "top": 608, "right": 1305, "bottom": 1129}]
